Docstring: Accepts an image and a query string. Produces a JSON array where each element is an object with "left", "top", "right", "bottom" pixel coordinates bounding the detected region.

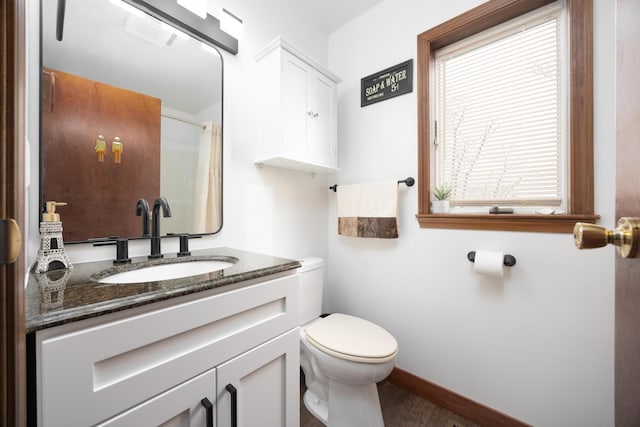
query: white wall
[{"left": 327, "top": 1, "right": 615, "bottom": 426}]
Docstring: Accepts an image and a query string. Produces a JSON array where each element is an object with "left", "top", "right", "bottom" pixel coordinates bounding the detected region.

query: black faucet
[
  {"left": 149, "top": 196, "right": 172, "bottom": 259},
  {"left": 135, "top": 198, "right": 150, "bottom": 237}
]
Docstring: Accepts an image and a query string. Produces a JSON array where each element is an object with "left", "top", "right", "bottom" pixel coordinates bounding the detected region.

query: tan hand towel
[{"left": 337, "top": 181, "right": 398, "bottom": 238}]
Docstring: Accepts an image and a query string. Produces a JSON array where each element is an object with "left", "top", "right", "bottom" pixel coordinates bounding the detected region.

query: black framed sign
[{"left": 361, "top": 59, "right": 413, "bottom": 107}]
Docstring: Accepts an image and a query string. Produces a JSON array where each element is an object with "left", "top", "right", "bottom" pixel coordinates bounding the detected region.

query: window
[
  {"left": 417, "top": 0, "right": 597, "bottom": 232},
  {"left": 435, "top": 4, "right": 563, "bottom": 210}
]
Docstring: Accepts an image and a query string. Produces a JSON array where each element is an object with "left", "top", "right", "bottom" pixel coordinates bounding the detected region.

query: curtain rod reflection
[{"left": 161, "top": 113, "right": 207, "bottom": 130}]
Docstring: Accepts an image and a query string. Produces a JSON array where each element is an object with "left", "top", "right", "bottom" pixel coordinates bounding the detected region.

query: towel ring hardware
[
  {"left": 467, "top": 251, "right": 516, "bottom": 267},
  {"left": 330, "top": 177, "right": 415, "bottom": 192}
]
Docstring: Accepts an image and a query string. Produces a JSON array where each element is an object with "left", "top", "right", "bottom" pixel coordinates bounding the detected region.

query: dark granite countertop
[{"left": 25, "top": 247, "right": 300, "bottom": 333}]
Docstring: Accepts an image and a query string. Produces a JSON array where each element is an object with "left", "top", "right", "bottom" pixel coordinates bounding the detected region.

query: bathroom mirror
[{"left": 40, "top": 0, "right": 223, "bottom": 243}]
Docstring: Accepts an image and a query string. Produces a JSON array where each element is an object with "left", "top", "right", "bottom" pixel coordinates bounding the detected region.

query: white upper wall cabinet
[{"left": 255, "top": 37, "right": 341, "bottom": 173}]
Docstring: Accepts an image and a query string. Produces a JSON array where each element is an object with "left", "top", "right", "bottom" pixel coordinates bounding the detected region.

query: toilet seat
[{"left": 304, "top": 313, "right": 398, "bottom": 363}]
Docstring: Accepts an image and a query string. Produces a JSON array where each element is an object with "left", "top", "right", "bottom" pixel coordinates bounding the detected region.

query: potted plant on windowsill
[{"left": 431, "top": 185, "right": 451, "bottom": 214}]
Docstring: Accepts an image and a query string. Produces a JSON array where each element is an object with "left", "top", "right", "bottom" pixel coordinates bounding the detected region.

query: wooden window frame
[{"left": 417, "top": 0, "right": 598, "bottom": 233}]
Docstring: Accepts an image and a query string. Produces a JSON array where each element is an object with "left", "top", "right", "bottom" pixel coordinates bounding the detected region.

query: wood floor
[{"left": 300, "top": 377, "right": 479, "bottom": 427}]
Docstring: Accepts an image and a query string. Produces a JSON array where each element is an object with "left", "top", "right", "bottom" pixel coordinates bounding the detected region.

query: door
[
  {"left": 615, "top": 1, "right": 640, "bottom": 425},
  {"left": 1, "top": 1, "right": 26, "bottom": 427},
  {"left": 216, "top": 329, "right": 300, "bottom": 427},
  {"left": 41, "top": 68, "right": 161, "bottom": 242}
]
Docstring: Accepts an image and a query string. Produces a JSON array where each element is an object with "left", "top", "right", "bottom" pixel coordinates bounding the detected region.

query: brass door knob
[
  {"left": 573, "top": 217, "right": 640, "bottom": 258},
  {"left": 0, "top": 218, "right": 22, "bottom": 264}
]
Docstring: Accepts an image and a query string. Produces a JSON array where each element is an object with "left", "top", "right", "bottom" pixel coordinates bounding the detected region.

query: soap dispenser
[{"left": 32, "top": 201, "right": 73, "bottom": 273}]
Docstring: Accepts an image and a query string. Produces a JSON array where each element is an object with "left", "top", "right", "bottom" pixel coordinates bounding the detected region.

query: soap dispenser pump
[{"left": 32, "top": 201, "right": 73, "bottom": 273}]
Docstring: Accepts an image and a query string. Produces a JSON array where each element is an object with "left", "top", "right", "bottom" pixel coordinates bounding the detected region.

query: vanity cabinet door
[
  {"left": 216, "top": 328, "right": 300, "bottom": 427},
  {"left": 96, "top": 368, "right": 215, "bottom": 427}
]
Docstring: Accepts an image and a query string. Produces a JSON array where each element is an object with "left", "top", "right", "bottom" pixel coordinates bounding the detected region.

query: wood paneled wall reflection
[{"left": 41, "top": 68, "right": 161, "bottom": 242}]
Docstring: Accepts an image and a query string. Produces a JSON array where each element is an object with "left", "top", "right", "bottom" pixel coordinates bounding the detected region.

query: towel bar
[{"left": 330, "top": 177, "right": 415, "bottom": 192}]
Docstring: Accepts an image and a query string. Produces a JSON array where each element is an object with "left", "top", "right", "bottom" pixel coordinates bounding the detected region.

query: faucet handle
[
  {"left": 114, "top": 238, "right": 131, "bottom": 264},
  {"left": 178, "top": 234, "right": 191, "bottom": 257}
]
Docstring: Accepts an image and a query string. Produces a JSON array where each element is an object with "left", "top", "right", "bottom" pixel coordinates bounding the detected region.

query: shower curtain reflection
[{"left": 192, "top": 122, "right": 222, "bottom": 233}]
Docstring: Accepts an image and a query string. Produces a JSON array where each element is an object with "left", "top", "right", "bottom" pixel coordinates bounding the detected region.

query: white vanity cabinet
[
  {"left": 255, "top": 37, "right": 341, "bottom": 174},
  {"left": 34, "top": 273, "right": 300, "bottom": 427}
]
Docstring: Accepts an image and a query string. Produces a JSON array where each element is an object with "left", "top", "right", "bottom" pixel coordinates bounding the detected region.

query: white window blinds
[{"left": 434, "top": 2, "right": 564, "bottom": 209}]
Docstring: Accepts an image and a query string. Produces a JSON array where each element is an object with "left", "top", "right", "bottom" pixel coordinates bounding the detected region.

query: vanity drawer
[{"left": 36, "top": 274, "right": 299, "bottom": 427}]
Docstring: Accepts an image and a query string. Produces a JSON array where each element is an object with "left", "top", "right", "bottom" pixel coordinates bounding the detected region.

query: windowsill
[{"left": 416, "top": 213, "right": 600, "bottom": 233}]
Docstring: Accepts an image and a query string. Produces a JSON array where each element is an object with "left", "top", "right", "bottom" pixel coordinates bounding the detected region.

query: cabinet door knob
[{"left": 307, "top": 111, "right": 314, "bottom": 116}]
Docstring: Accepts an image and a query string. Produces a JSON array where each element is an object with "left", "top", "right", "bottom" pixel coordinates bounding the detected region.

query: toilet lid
[{"left": 304, "top": 313, "right": 398, "bottom": 363}]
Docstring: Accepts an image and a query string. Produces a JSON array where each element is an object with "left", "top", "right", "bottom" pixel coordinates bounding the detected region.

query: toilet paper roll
[{"left": 473, "top": 250, "right": 504, "bottom": 277}]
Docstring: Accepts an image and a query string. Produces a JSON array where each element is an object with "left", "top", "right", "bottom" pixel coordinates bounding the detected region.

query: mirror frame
[{"left": 39, "top": 0, "right": 227, "bottom": 243}]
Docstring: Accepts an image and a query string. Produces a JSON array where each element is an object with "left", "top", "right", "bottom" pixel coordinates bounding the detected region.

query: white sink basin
[{"left": 98, "top": 260, "right": 234, "bottom": 284}]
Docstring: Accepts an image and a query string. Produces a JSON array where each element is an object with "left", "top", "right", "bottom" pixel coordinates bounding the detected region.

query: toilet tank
[{"left": 297, "top": 257, "right": 324, "bottom": 324}]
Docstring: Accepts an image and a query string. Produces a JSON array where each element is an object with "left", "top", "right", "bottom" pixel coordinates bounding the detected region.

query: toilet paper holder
[{"left": 467, "top": 251, "right": 516, "bottom": 267}]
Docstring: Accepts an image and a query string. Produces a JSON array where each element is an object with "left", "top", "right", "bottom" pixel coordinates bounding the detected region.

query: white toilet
[{"left": 297, "top": 257, "right": 398, "bottom": 427}]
